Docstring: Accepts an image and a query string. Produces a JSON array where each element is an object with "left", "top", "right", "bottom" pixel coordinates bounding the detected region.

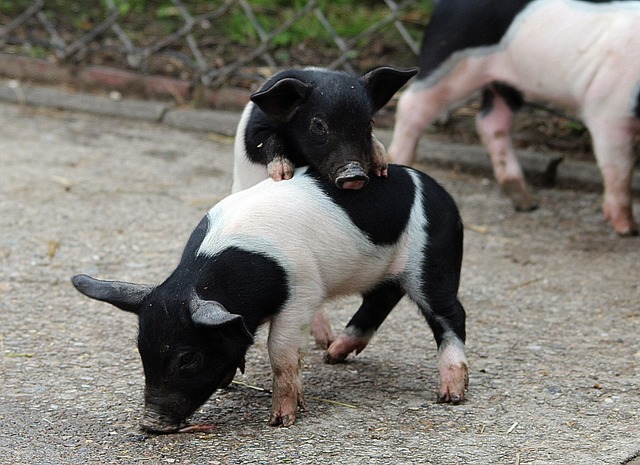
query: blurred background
[
  {"left": 0, "top": 0, "right": 591, "bottom": 155},
  {"left": 0, "top": 0, "right": 429, "bottom": 91}
]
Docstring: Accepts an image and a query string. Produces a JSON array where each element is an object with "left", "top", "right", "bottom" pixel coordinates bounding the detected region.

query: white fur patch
[
  {"left": 438, "top": 337, "right": 468, "bottom": 372},
  {"left": 396, "top": 169, "right": 429, "bottom": 307},
  {"left": 231, "top": 102, "right": 270, "bottom": 193},
  {"left": 199, "top": 168, "right": 409, "bottom": 303}
]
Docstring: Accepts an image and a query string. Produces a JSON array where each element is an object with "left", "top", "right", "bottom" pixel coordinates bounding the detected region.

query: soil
[{"left": 1, "top": 101, "right": 639, "bottom": 465}]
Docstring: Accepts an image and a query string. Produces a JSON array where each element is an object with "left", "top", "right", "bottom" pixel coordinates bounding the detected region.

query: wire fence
[{"left": 0, "top": 0, "right": 428, "bottom": 90}]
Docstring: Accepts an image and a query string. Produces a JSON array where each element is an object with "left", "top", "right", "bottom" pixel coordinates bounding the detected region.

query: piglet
[
  {"left": 232, "top": 66, "right": 417, "bottom": 192},
  {"left": 389, "top": 0, "right": 640, "bottom": 236},
  {"left": 72, "top": 164, "right": 468, "bottom": 432}
]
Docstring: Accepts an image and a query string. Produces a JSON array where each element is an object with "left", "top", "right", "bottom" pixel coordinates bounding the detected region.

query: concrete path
[{"left": 0, "top": 91, "right": 639, "bottom": 465}]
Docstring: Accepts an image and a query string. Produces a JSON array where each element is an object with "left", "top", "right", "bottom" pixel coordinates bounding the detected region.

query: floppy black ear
[
  {"left": 360, "top": 66, "right": 419, "bottom": 113},
  {"left": 190, "top": 298, "right": 253, "bottom": 345},
  {"left": 250, "top": 77, "right": 312, "bottom": 122},
  {"left": 71, "top": 274, "right": 154, "bottom": 314}
]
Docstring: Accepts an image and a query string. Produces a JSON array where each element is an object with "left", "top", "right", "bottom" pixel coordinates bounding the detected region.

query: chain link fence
[{"left": 0, "top": 0, "right": 429, "bottom": 90}]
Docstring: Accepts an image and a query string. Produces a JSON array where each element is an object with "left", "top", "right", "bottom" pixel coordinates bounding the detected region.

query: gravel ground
[{"left": 1, "top": 102, "right": 639, "bottom": 465}]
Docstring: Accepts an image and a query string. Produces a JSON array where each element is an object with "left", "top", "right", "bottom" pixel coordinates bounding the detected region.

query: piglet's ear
[
  {"left": 191, "top": 299, "right": 253, "bottom": 344},
  {"left": 360, "top": 66, "right": 419, "bottom": 113},
  {"left": 250, "top": 77, "right": 312, "bottom": 122},
  {"left": 71, "top": 274, "right": 153, "bottom": 314}
]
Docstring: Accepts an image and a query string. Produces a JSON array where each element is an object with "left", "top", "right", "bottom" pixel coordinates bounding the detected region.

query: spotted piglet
[
  {"left": 232, "top": 66, "right": 417, "bottom": 192},
  {"left": 390, "top": 0, "right": 640, "bottom": 235},
  {"left": 72, "top": 164, "right": 468, "bottom": 432}
]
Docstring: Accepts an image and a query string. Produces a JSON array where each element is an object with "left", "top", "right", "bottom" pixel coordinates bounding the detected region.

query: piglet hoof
[
  {"left": 606, "top": 208, "right": 639, "bottom": 237},
  {"left": 617, "top": 227, "right": 640, "bottom": 237},
  {"left": 268, "top": 412, "right": 296, "bottom": 427},
  {"left": 501, "top": 179, "right": 538, "bottom": 212},
  {"left": 269, "top": 372, "right": 305, "bottom": 427},
  {"left": 268, "top": 396, "right": 305, "bottom": 427},
  {"left": 324, "top": 332, "right": 370, "bottom": 364},
  {"left": 437, "top": 390, "right": 465, "bottom": 404},
  {"left": 323, "top": 352, "right": 344, "bottom": 365},
  {"left": 437, "top": 392, "right": 464, "bottom": 405},
  {"left": 610, "top": 215, "right": 640, "bottom": 236},
  {"left": 267, "top": 156, "right": 295, "bottom": 181},
  {"left": 374, "top": 167, "right": 389, "bottom": 178},
  {"left": 437, "top": 362, "right": 469, "bottom": 405},
  {"left": 335, "top": 162, "right": 369, "bottom": 190}
]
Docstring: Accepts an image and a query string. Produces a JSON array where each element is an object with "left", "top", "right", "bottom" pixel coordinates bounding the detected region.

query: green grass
[
  {"left": 2, "top": 0, "right": 433, "bottom": 69},
  {"left": 0, "top": 0, "right": 33, "bottom": 11},
  {"left": 2, "top": 0, "right": 432, "bottom": 45},
  {"left": 221, "top": 0, "right": 432, "bottom": 47}
]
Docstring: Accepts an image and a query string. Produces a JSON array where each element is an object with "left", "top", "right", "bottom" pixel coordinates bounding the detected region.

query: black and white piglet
[
  {"left": 232, "top": 66, "right": 417, "bottom": 192},
  {"left": 72, "top": 164, "right": 468, "bottom": 432}
]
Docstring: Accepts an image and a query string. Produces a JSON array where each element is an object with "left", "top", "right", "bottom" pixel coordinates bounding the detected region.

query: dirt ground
[{"left": 1, "top": 101, "right": 639, "bottom": 465}]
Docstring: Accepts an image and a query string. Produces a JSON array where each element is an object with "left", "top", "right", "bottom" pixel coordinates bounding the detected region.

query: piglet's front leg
[
  {"left": 267, "top": 315, "right": 307, "bottom": 426},
  {"left": 269, "top": 364, "right": 306, "bottom": 427},
  {"left": 267, "top": 155, "right": 296, "bottom": 181},
  {"left": 371, "top": 134, "right": 389, "bottom": 178},
  {"left": 260, "top": 134, "right": 296, "bottom": 181}
]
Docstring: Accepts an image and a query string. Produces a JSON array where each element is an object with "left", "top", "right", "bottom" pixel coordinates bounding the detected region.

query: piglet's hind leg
[
  {"left": 325, "top": 282, "right": 404, "bottom": 363},
  {"left": 419, "top": 299, "right": 468, "bottom": 403},
  {"left": 476, "top": 85, "right": 538, "bottom": 212},
  {"left": 585, "top": 117, "right": 639, "bottom": 236},
  {"left": 437, "top": 338, "right": 469, "bottom": 403},
  {"left": 311, "top": 308, "right": 335, "bottom": 349}
]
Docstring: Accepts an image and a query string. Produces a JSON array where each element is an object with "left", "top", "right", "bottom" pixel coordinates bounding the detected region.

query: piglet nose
[
  {"left": 335, "top": 162, "right": 369, "bottom": 190},
  {"left": 140, "top": 410, "right": 181, "bottom": 434}
]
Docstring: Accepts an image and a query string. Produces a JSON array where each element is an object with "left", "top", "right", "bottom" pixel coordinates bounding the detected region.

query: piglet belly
[{"left": 317, "top": 246, "right": 399, "bottom": 298}]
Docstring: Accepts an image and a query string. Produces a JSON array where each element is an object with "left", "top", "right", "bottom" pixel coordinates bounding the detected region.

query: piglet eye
[
  {"left": 310, "top": 117, "right": 328, "bottom": 137},
  {"left": 179, "top": 352, "right": 201, "bottom": 370}
]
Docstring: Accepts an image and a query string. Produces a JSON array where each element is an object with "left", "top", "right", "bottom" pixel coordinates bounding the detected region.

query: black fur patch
[
  {"left": 170, "top": 216, "right": 289, "bottom": 333},
  {"left": 479, "top": 82, "right": 524, "bottom": 116},
  {"left": 179, "top": 215, "right": 209, "bottom": 263},
  {"left": 182, "top": 247, "right": 289, "bottom": 333},
  {"left": 417, "top": 0, "right": 634, "bottom": 80},
  {"left": 418, "top": 168, "right": 466, "bottom": 345},
  {"left": 417, "top": 0, "right": 535, "bottom": 79},
  {"left": 305, "top": 164, "right": 415, "bottom": 246}
]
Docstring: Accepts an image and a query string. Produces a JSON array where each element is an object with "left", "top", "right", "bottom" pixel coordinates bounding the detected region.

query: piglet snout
[
  {"left": 139, "top": 408, "right": 182, "bottom": 434},
  {"left": 335, "top": 162, "right": 369, "bottom": 190}
]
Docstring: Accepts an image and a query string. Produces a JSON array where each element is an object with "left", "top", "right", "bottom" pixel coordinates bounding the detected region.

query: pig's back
[
  {"left": 200, "top": 167, "right": 412, "bottom": 257},
  {"left": 201, "top": 164, "right": 459, "bottom": 252},
  {"left": 197, "top": 165, "right": 460, "bottom": 297},
  {"left": 501, "top": 0, "right": 640, "bottom": 105}
]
